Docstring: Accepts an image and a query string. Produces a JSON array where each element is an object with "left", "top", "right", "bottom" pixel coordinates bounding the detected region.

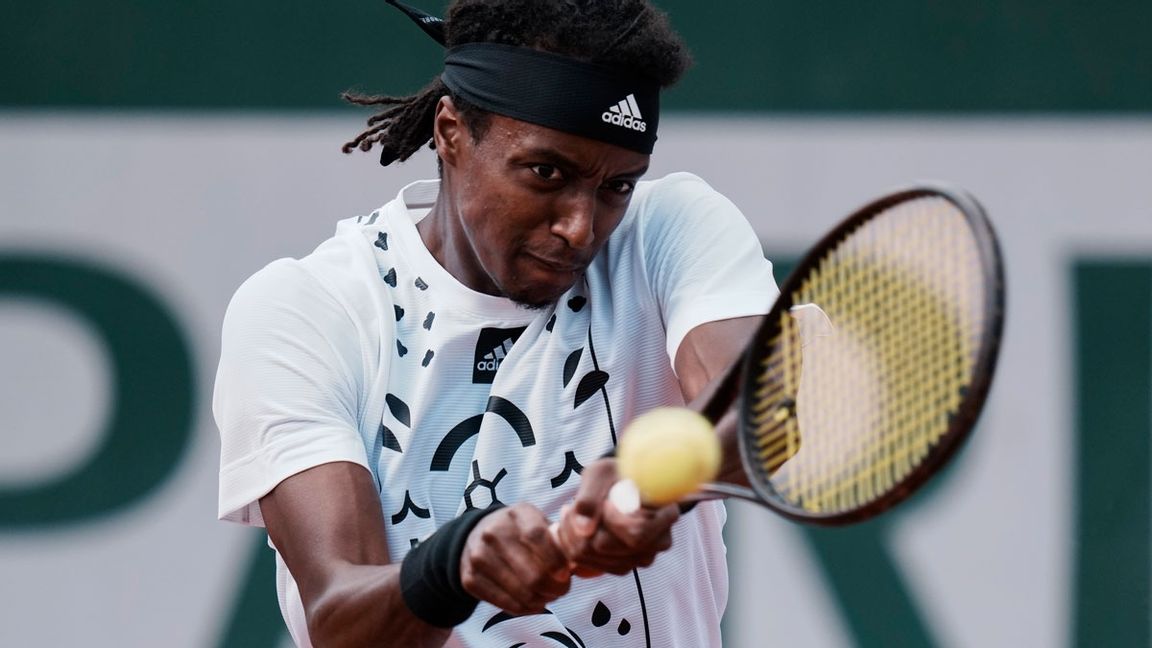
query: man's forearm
[{"left": 305, "top": 562, "right": 452, "bottom": 648}]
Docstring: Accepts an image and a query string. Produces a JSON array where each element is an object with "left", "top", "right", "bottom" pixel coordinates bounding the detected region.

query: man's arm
[
  {"left": 674, "top": 314, "right": 764, "bottom": 486},
  {"left": 674, "top": 315, "right": 761, "bottom": 402},
  {"left": 260, "top": 462, "right": 572, "bottom": 647},
  {"left": 260, "top": 462, "right": 450, "bottom": 648}
]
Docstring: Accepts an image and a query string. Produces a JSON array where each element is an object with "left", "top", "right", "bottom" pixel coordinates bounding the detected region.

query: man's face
[{"left": 430, "top": 106, "right": 650, "bottom": 309}]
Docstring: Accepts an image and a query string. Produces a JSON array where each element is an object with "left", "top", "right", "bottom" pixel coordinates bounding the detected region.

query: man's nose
[{"left": 551, "top": 190, "right": 597, "bottom": 249}]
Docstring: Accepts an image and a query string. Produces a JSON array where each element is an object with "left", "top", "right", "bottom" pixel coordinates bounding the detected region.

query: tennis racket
[{"left": 614, "top": 182, "right": 1004, "bottom": 526}]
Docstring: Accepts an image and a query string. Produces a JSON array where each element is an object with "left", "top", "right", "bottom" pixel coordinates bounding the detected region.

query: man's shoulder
[
  {"left": 633, "top": 171, "right": 714, "bottom": 202},
  {"left": 625, "top": 172, "right": 729, "bottom": 230},
  {"left": 617, "top": 171, "right": 734, "bottom": 243},
  {"left": 227, "top": 207, "right": 397, "bottom": 323},
  {"left": 247, "top": 220, "right": 377, "bottom": 289}
]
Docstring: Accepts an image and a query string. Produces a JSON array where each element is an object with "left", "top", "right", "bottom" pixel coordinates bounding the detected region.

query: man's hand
[
  {"left": 459, "top": 504, "right": 573, "bottom": 615},
  {"left": 552, "top": 458, "right": 680, "bottom": 576}
]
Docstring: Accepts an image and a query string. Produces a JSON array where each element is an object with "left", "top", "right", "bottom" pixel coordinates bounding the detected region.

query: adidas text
[{"left": 601, "top": 111, "right": 647, "bottom": 132}]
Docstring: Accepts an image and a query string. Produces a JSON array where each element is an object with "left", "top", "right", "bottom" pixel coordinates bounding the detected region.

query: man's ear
[{"left": 432, "top": 96, "right": 464, "bottom": 168}]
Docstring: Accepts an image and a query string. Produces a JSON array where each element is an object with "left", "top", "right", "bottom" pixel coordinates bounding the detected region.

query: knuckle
[
  {"left": 523, "top": 523, "right": 549, "bottom": 544},
  {"left": 465, "top": 548, "right": 492, "bottom": 573},
  {"left": 475, "top": 514, "right": 503, "bottom": 536},
  {"left": 476, "top": 526, "right": 499, "bottom": 545},
  {"left": 459, "top": 568, "right": 479, "bottom": 593},
  {"left": 510, "top": 503, "right": 546, "bottom": 530}
]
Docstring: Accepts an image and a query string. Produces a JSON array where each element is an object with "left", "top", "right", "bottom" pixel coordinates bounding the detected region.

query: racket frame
[{"left": 714, "top": 183, "right": 1006, "bottom": 525}]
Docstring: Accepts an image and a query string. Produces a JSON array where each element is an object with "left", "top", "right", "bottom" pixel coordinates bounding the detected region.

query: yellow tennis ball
[{"left": 616, "top": 407, "right": 720, "bottom": 506}]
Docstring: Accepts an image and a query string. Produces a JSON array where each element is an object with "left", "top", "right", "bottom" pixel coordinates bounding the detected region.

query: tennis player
[{"left": 215, "top": 0, "right": 777, "bottom": 645}]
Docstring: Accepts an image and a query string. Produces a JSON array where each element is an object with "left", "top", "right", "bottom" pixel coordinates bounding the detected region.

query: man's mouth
[{"left": 526, "top": 252, "right": 583, "bottom": 274}]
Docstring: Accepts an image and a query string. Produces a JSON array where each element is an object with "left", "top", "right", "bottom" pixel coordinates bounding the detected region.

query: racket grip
[
  {"left": 550, "top": 480, "right": 641, "bottom": 545},
  {"left": 607, "top": 479, "right": 641, "bottom": 515}
]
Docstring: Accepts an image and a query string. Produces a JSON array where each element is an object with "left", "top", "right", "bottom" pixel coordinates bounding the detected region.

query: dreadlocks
[{"left": 342, "top": 0, "right": 691, "bottom": 165}]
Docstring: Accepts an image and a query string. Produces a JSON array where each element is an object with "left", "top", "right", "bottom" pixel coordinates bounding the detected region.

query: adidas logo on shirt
[
  {"left": 472, "top": 326, "right": 528, "bottom": 384},
  {"left": 601, "top": 94, "right": 647, "bottom": 133},
  {"left": 476, "top": 338, "right": 516, "bottom": 372}
]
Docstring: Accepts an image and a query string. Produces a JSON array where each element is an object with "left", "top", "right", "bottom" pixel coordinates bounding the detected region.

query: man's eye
[
  {"left": 605, "top": 179, "right": 636, "bottom": 195},
  {"left": 531, "top": 164, "right": 561, "bottom": 180}
]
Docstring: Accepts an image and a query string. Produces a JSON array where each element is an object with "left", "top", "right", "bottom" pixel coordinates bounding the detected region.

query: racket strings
[
  {"left": 746, "top": 197, "right": 987, "bottom": 514},
  {"left": 748, "top": 318, "right": 803, "bottom": 474}
]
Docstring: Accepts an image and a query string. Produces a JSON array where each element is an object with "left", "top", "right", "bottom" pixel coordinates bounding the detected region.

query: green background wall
[{"left": 4, "top": 0, "right": 1151, "bottom": 111}]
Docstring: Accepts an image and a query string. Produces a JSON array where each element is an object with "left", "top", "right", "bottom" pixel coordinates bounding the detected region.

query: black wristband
[{"left": 399, "top": 505, "right": 504, "bottom": 628}]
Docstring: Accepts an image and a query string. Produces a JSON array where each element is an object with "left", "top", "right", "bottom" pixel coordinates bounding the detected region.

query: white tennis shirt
[{"left": 215, "top": 173, "right": 778, "bottom": 647}]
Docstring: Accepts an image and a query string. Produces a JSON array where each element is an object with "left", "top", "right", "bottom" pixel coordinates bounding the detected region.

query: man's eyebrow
[
  {"left": 616, "top": 163, "right": 650, "bottom": 179},
  {"left": 517, "top": 147, "right": 582, "bottom": 170}
]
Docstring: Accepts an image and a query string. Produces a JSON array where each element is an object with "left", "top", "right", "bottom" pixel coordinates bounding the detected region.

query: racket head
[{"left": 737, "top": 183, "right": 1005, "bottom": 525}]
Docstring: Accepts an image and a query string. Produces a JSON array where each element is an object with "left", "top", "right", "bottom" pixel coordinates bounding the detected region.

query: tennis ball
[{"left": 616, "top": 407, "right": 720, "bottom": 506}]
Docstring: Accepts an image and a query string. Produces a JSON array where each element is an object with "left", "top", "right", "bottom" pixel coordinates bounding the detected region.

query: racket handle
[
  {"left": 549, "top": 480, "right": 641, "bottom": 545},
  {"left": 607, "top": 479, "right": 641, "bottom": 515},
  {"left": 608, "top": 479, "right": 698, "bottom": 514}
]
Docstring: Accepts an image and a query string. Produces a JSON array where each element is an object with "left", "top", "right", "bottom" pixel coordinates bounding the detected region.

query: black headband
[
  {"left": 443, "top": 44, "right": 660, "bottom": 154},
  {"left": 384, "top": 0, "right": 661, "bottom": 154}
]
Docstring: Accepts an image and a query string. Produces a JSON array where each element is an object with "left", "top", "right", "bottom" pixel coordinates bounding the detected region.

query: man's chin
[
  {"left": 511, "top": 298, "right": 555, "bottom": 312},
  {"left": 504, "top": 279, "right": 578, "bottom": 311}
]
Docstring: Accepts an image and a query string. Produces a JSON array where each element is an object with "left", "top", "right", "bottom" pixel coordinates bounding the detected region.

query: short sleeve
[
  {"left": 214, "top": 260, "right": 371, "bottom": 527},
  {"left": 636, "top": 173, "right": 779, "bottom": 364}
]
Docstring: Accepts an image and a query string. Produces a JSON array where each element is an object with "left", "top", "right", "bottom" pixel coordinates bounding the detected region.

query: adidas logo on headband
[{"left": 602, "top": 94, "right": 648, "bottom": 133}]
